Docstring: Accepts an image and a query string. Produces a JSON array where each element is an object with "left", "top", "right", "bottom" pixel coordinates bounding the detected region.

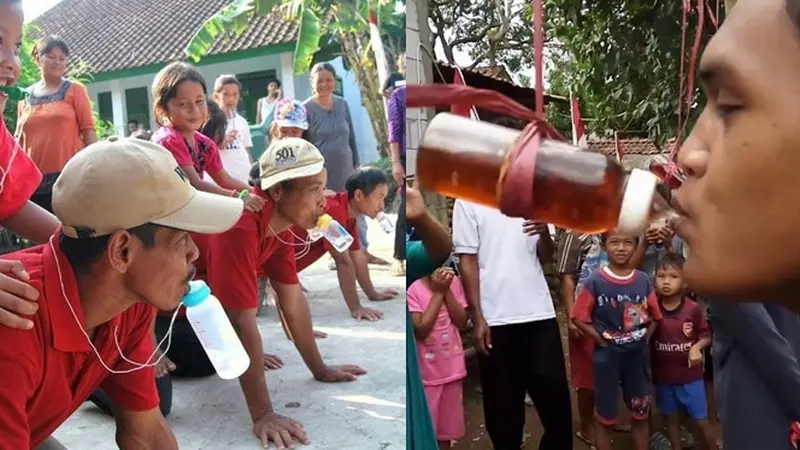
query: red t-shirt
[
  {"left": 651, "top": 297, "right": 710, "bottom": 385},
  {"left": 193, "top": 196, "right": 299, "bottom": 311},
  {"left": 0, "top": 236, "right": 159, "bottom": 448},
  {"left": 0, "top": 120, "right": 42, "bottom": 221},
  {"left": 151, "top": 126, "right": 223, "bottom": 179},
  {"left": 294, "top": 191, "right": 361, "bottom": 272}
]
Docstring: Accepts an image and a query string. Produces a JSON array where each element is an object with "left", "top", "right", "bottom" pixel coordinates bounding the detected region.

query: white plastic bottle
[
  {"left": 375, "top": 212, "right": 395, "bottom": 234},
  {"left": 183, "top": 280, "right": 250, "bottom": 380},
  {"left": 313, "top": 214, "right": 354, "bottom": 252}
]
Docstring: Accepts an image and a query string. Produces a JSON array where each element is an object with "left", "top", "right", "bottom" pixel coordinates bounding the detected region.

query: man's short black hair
[
  {"left": 656, "top": 253, "right": 686, "bottom": 274},
  {"left": 345, "top": 166, "right": 388, "bottom": 199},
  {"left": 60, "top": 223, "right": 159, "bottom": 271},
  {"left": 128, "top": 119, "right": 139, "bottom": 126}
]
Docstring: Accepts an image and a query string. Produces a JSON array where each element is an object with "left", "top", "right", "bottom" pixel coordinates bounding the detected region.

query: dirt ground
[{"left": 452, "top": 310, "right": 720, "bottom": 450}]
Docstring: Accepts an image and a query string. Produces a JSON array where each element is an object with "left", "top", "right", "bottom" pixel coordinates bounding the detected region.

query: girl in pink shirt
[{"left": 408, "top": 267, "right": 469, "bottom": 448}]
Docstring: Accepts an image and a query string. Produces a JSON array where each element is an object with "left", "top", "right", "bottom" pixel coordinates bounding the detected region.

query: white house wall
[{"left": 85, "top": 52, "right": 380, "bottom": 164}]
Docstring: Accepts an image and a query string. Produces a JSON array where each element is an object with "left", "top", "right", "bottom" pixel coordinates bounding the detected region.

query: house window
[
  {"left": 125, "top": 87, "right": 150, "bottom": 131},
  {"left": 97, "top": 91, "right": 113, "bottom": 124},
  {"left": 334, "top": 75, "right": 344, "bottom": 97},
  {"left": 236, "top": 70, "right": 278, "bottom": 124}
]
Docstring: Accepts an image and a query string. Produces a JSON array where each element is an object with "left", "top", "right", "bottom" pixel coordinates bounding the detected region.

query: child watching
[
  {"left": 149, "top": 62, "right": 262, "bottom": 212},
  {"left": 212, "top": 74, "right": 253, "bottom": 183},
  {"left": 270, "top": 98, "right": 308, "bottom": 140},
  {"left": 571, "top": 230, "right": 662, "bottom": 450},
  {"left": 408, "top": 267, "right": 469, "bottom": 449},
  {"left": 651, "top": 254, "right": 717, "bottom": 449}
]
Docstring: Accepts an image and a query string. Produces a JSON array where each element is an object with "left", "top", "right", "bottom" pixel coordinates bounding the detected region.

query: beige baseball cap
[
  {"left": 53, "top": 137, "right": 244, "bottom": 239},
  {"left": 259, "top": 137, "right": 325, "bottom": 190}
]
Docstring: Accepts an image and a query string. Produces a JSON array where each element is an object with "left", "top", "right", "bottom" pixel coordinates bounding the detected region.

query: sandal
[{"left": 575, "top": 431, "right": 596, "bottom": 449}]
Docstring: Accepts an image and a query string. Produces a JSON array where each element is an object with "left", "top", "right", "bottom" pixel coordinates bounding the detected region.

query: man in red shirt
[
  {"left": 191, "top": 138, "right": 367, "bottom": 449},
  {"left": 289, "top": 166, "right": 398, "bottom": 323},
  {"left": 0, "top": 137, "right": 244, "bottom": 449}
]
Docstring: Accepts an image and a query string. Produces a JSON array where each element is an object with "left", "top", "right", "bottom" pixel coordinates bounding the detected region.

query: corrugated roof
[
  {"left": 32, "top": 0, "right": 298, "bottom": 75},
  {"left": 587, "top": 138, "right": 663, "bottom": 156}
]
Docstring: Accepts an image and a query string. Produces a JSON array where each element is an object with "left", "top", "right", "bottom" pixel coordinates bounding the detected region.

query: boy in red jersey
[{"left": 651, "top": 254, "right": 717, "bottom": 449}]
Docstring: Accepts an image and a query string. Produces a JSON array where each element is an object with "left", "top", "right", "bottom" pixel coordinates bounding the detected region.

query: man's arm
[
  {"left": 406, "top": 188, "right": 452, "bottom": 264},
  {"left": 330, "top": 249, "right": 381, "bottom": 320},
  {"left": 114, "top": 408, "right": 177, "bottom": 450},
  {"left": 2, "top": 201, "right": 59, "bottom": 244},
  {"left": 710, "top": 301, "right": 800, "bottom": 420},
  {"left": 349, "top": 249, "right": 383, "bottom": 299},
  {"left": 452, "top": 200, "right": 482, "bottom": 322},
  {"left": 536, "top": 227, "right": 556, "bottom": 262},
  {"left": 272, "top": 281, "right": 345, "bottom": 380},
  {"left": 226, "top": 307, "right": 275, "bottom": 420}
]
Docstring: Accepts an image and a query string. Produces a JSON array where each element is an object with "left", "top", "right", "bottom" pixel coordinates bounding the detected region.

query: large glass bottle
[{"left": 415, "top": 113, "right": 662, "bottom": 234}]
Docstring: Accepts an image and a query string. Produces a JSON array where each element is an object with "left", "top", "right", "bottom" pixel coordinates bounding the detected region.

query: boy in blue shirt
[{"left": 571, "top": 230, "right": 662, "bottom": 450}]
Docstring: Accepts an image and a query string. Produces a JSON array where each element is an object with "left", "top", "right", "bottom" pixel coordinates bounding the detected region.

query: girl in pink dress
[{"left": 408, "top": 267, "right": 469, "bottom": 449}]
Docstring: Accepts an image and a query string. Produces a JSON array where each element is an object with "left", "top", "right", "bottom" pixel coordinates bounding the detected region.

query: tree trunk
[{"left": 339, "top": 30, "right": 389, "bottom": 158}]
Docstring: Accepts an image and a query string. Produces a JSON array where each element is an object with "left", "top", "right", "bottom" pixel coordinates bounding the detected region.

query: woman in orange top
[{"left": 16, "top": 35, "right": 96, "bottom": 213}]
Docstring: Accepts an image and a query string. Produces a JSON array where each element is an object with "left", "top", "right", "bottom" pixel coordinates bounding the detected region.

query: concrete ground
[{"left": 52, "top": 215, "right": 406, "bottom": 450}]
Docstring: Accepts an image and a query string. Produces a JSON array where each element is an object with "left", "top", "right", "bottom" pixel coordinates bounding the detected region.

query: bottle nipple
[
  {"left": 316, "top": 214, "right": 333, "bottom": 229},
  {"left": 616, "top": 169, "right": 659, "bottom": 235}
]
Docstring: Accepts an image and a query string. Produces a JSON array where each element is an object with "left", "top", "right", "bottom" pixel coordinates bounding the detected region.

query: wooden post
[{"left": 533, "top": 0, "right": 544, "bottom": 119}]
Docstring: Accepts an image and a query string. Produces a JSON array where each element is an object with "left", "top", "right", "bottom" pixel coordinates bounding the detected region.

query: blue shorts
[
  {"left": 593, "top": 346, "right": 651, "bottom": 424},
  {"left": 655, "top": 380, "right": 708, "bottom": 420}
]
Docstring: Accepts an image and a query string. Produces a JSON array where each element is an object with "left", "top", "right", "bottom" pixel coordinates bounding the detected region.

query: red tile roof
[
  {"left": 32, "top": 0, "right": 298, "bottom": 75},
  {"left": 587, "top": 138, "right": 663, "bottom": 156}
]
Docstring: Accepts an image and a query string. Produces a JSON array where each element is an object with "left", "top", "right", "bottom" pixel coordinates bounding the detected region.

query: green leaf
[
  {"left": 183, "top": 0, "right": 255, "bottom": 62},
  {"left": 255, "top": 0, "right": 282, "bottom": 15},
  {"left": 293, "top": 6, "right": 322, "bottom": 74}
]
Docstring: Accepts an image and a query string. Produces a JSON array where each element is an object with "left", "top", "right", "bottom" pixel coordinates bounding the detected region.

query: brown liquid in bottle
[{"left": 416, "top": 114, "right": 627, "bottom": 233}]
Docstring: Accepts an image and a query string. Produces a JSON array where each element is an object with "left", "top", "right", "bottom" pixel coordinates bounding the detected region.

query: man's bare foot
[
  {"left": 366, "top": 252, "right": 390, "bottom": 265},
  {"left": 314, "top": 329, "right": 328, "bottom": 338}
]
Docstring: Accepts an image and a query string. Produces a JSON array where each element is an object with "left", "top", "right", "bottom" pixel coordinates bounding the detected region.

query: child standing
[
  {"left": 149, "top": 62, "right": 262, "bottom": 212},
  {"left": 408, "top": 267, "right": 469, "bottom": 449},
  {"left": 571, "top": 230, "right": 662, "bottom": 450},
  {"left": 651, "top": 254, "right": 718, "bottom": 449},
  {"left": 212, "top": 74, "right": 254, "bottom": 183}
]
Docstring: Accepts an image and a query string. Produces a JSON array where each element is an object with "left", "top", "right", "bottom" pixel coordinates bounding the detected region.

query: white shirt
[
  {"left": 219, "top": 112, "right": 253, "bottom": 183},
  {"left": 452, "top": 200, "right": 556, "bottom": 326}
]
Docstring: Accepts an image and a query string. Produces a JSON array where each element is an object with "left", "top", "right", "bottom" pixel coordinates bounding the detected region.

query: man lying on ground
[
  {"left": 282, "top": 166, "right": 398, "bottom": 324},
  {"left": 0, "top": 137, "right": 243, "bottom": 449},
  {"left": 156, "top": 138, "right": 366, "bottom": 448}
]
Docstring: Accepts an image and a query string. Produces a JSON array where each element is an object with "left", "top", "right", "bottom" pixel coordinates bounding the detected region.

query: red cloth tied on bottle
[{"left": 406, "top": 84, "right": 566, "bottom": 218}]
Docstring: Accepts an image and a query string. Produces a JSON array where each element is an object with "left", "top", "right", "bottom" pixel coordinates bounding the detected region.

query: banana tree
[{"left": 185, "top": 0, "right": 405, "bottom": 157}]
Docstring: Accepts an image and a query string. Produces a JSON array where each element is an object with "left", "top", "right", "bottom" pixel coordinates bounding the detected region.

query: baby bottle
[
  {"left": 415, "top": 113, "right": 671, "bottom": 234},
  {"left": 183, "top": 280, "right": 250, "bottom": 380},
  {"left": 311, "top": 214, "right": 354, "bottom": 252},
  {"left": 375, "top": 212, "right": 395, "bottom": 234}
]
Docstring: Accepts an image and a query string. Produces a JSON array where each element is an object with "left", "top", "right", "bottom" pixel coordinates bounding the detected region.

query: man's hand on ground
[
  {"left": 253, "top": 411, "right": 309, "bottom": 449},
  {"left": 263, "top": 353, "right": 285, "bottom": 370},
  {"left": 314, "top": 364, "right": 367, "bottom": 383},
  {"left": 155, "top": 350, "right": 176, "bottom": 378},
  {"left": 350, "top": 305, "right": 384, "bottom": 321},
  {"left": 0, "top": 260, "right": 39, "bottom": 330},
  {"left": 367, "top": 288, "right": 398, "bottom": 302}
]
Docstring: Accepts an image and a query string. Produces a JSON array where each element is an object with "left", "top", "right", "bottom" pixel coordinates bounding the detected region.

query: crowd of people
[
  {"left": 0, "top": 0, "right": 408, "bottom": 448},
  {"left": 406, "top": 3, "right": 800, "bottom": 450}
]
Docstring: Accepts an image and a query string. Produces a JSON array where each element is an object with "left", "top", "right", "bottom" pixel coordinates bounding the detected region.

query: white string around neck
[{"left": 48, "top": 236, "right": 181, "bottom": 374}]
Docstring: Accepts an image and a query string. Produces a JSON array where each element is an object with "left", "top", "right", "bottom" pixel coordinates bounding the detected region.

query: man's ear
[
  {"left": 267, "top": 185, "right": 283, "bottom": 202},
  {"left": 353, "top": 189, "right": 365, "bottom": 202},
  {"left": 106, "top": 231, "right": 135, "bottom": 274}
]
